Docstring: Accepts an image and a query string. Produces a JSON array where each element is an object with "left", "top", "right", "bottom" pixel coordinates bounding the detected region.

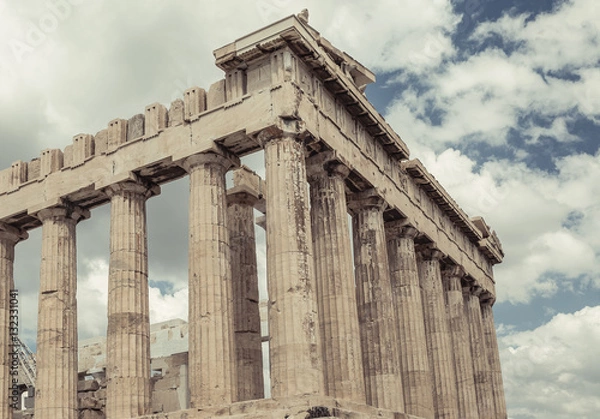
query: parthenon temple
[{"left": 0, "top": 13, "right": 507, "bottom": 419}]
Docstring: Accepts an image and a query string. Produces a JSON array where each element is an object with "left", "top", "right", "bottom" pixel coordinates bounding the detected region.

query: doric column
[
  {"left": 464, "top": 285, "right": 495, "bottom": 418},
  {"left": 0, "top": 223, "right": 27, "bottom": 419},
  {"left": 261, "top": 131, "right": 323, "bottom": 398},
  {"left": 443, "top": 266, "right": 478, "bottom": 418},
  {"left": 385, "top": 221, "right": 434, "bottom": 418},
  {"left": 227, "top": 188, "right": 264, "bottom": 402},
  {"left": 105, "top": 179, "right": 159, "bottom": 419},
  {"left": 308, "top": 157, "right": 365, "bottom": 402},
  {"left": 418, "top": 246, "right": 458, "bottom": 419},
  {"left": 35, "top": 204, "right": 88, "bottom": 419},
  {"left": 183, "top": 151, "right": 238, "bottom": 407},
  {"left": 481, "top": 296, "right": 508, "bottom": 419},
  {"left": 349, "top": 190, "right": 404, "bottom": 412}
]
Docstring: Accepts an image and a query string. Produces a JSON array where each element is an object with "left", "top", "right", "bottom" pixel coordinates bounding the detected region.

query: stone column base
[{"left": 136, "top": 396, "right": 424, "bottom": 419}]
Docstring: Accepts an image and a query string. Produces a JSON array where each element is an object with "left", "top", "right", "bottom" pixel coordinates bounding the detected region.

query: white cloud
[
  {"left": 77, "top": 258, "right": 109, "bottom": 339},
  {"left": 473, "top": 0, "right": 600, "bottom": 72},
  {"left": 523, "top": 116, "right": 580, "bottom": 144},
  {"left": 499, "top": 306, "right": 600, "bottom": 418},
  {"left": 416, "top": 147, "right": 600, "bottom": 303},
  {"left": 257, "top": 0, "right": 461, "bottom": 74},
  {"left": 149, "top": 286, "right": 188, "bottom": 324},
  {"left": 386, "top": 0, "right": 600, "bottom": 151}
]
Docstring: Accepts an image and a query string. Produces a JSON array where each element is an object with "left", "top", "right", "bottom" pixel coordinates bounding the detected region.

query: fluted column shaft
[
  {"left": 263, "top": 134, "right": 323, "bottom": 398},
  {"left": 350, "top": 192, "right": 404, "bottom": 412},
  {"left": 386, "top": 223, "right": 434, "bottom": 418},
  {"left": 227, "top": 191, "right": 264, "bottom": 402},
  {"left": 308, "top": 162, "right": 365, "bottom": 402},
  {"left": 418, "top": 249, "right": 458, "bottom": 419},
  {"left": 444, "top": 268, "right": 478, "bottom": 418},
  {"left": 0, "top": 224, "right": 27, "bottom": 419},
  {"left": 481, "top": 299, "right": 508, "bottom": 419},
  {"left": 106, "top": 180, "right": 158, "bottom": 419},
  {"left": 185, "top": 152, "right": 237, "bottom": 407},
  {"left": 36, "top": 205, "right": 86, "bottom": 419},
  {"left": 464, "top": 286, "right": 495, "bottom": 418}
]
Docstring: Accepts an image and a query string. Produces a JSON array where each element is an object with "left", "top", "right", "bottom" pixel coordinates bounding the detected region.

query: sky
[{"left": 0, "top": 1, "right": 598, "bottom": 418}]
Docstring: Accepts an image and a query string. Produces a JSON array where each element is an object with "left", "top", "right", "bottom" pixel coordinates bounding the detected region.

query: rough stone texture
[
  {"left": 308, "top": 160, "right": 365, "bottom": 403},
  {"left": 108, "top": 118, "right": 127, "bottom": 150},
  {"left": 207, "top": 80, "right": 226, "bottom": 109},
  {"left": 94, "top": 129, "right": 108, "bottom": 155},
  {"left": 168, "top": 99, "right": 185, "bottom": 127},
  {"left": 418, "top": 248, "right": 458, "bottom": 419},
  {"left": 349, "top": 191, "right": 404, "bottom": 412},
  {"left": 227, "top": 188, "right": 264, "bottom": 402},
  {"left": 184, "top": 87, "right": 207, "bottom": 121},
  {"left": 0, "top": 224, "right": 27, "bottom": 419},
  {"left": 137, "top": 396, "right": 419, "bottom": 419},
  {"left": 73, "top": 134, "right": 95, "bottom": 166},
  {"left": 149, "top": 319, "right": 189, "bottom": 359},
  {"left": 144, "top": 103, "right": 168, "bottom": 137},
  {"left": 40, "top": 149, "right": 63, "bottom": 177},
  {"left": 443, "top": 267, "right": 478, "bottom": 419},
  {"left": 464, "top": 286, "right": 495, "bottom": 418},
  {"left": 127, "top": 114, "right": 145, "bottom": 141},
  {"left": 64, "top": 145, "right": 74, "bottom": 168},
  {"left": 151, "top": 352, "right": 189, "bottom": 413},
  {"left": 385, "top": 222, "right": 434, "bottom": 419},
  {"left": 9, "top": 161, "right": 27, "bottom": 190},
  {"left": 183, "top": 152, "right": 237, "bottom": 407},
  {"left": 226, "top": 70, "right": 245, "bottom": 101},
  {"left": 105, "top": 180, "right": 159, "bottom": 419},
  {"left": 27, "top": 158, "right": 40, "bottom": 181},
  {"left": 79, "top": 410, "right": 104, "bottom": 419},
  {"left": 35, "top": 205, "right": 87, "bottom": 419},
  {"left": 262, "top": 134, "right": 323, "bottom": 398},
  {"left": 481, "top": 300, "right": 508, "bottom": 419}
]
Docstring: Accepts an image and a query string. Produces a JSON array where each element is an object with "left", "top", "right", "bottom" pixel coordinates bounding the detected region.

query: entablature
[
  {"left": 402, "top": 159, "right": 483, "bottom": 244},
  {"left": 214, "top": 13, "right": 409, "bottom": 161}
]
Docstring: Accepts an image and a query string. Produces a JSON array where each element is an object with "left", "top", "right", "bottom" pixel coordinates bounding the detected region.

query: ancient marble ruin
[{"left": 0, "top": 12, "right": 507, "bottom": 419}]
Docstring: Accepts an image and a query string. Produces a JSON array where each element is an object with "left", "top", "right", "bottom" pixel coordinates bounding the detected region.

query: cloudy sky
[{"left": 0, "top": 0, "right": 598, "bottom": 417}]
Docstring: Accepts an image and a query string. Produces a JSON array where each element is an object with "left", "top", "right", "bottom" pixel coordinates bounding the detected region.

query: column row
[
  {"left": 295, "top": 144, "right": 507, "bottom": 418},
  {"left": 0, "top": 132, "right": 507, "bottom": 419}
]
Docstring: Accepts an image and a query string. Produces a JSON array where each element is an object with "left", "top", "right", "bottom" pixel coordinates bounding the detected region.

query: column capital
[
  {"left": 479, "top": 291, "right": 496, "bottom": 306},
  {"left": 464, "top": 283, "right": 484, "bottom": 298},
  {"left": 0, "top": 222, "right": 28, "bottom": 243},
  {"left": 35, "top": 203, "right": 90, "bottom": 224},
  {"left": 105, "top": 178, "right": 160, "bottom": 199},
  {"left": 227, "top": 189, "right": 259, "bottom": 207},
  {"left": 348, "top": 189, "right": 387, "bottom": 213},
  {"left": 307, "top": 161, "right": 351, "bottom": 184},
  {"left": 181, "top": 149, "right": 239, "bottom": 174},
  {"left": 442, "top": 264, "right": 466, "bottom": 279},
  {"left": 443, "top": 265, "right": 465, "bottom": 292},
  {"left": 417, "top": 244, "right": 445, "bottom": 261},
  {"left": 228, "top": 166, "right": 262, "bottom": 207},
  {"left": 306, "top": 151, "right": 351, "bottom": 183},
  {"left": 385, "top": 220, "right": 419, "bottom": 240},
  {"left": 256, "top": 119, "right": 312, "bottom": 147}
]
